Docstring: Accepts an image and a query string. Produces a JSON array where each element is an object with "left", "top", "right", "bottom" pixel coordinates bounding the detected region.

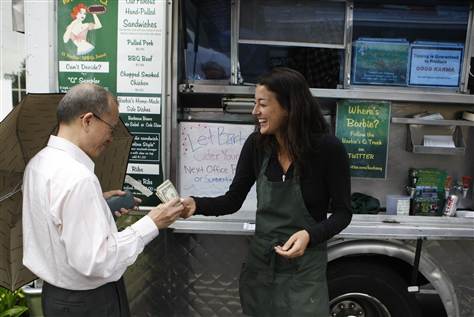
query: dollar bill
[{"left": 156, "top": 179, "right": 179, "bottom": 203}]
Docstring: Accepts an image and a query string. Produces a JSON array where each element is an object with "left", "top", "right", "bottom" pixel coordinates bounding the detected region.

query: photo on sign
[{"left": 352, "top": 38, "right": 409, "bottom": 86}]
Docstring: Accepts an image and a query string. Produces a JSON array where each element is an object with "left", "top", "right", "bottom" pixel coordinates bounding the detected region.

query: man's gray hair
[{"left": 57, "top": 83, "right": 115, "bottom": 123}]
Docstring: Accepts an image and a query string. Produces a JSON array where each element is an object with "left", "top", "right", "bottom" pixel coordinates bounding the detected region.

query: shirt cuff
[{"left": 130, "top": 215, "right": 159, "bottom": 245}]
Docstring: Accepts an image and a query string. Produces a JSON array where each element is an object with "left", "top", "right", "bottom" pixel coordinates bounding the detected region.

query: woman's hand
[
  {"left": 274, "top": 229, "right": 310, "bottom": 258},
  {"left": 103, "top": 190, "right": 142, "bottom": 217},
  {"left": 180, "top": 197, "right": 196, "bottom": 219}
]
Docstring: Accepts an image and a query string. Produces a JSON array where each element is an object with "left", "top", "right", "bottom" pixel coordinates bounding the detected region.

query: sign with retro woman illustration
[
  {"left": 57, "top": 0, "right": 168, "bottom": 207},
  {"left": 58, "top": 1, "right": 118, "bottom": 93}
]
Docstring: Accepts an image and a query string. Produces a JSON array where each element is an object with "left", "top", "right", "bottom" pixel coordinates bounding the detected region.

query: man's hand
[
  {"left": 274, "top": 229, "right": 310, "bottom": 259},
  {"left": 103, "top": 190, "right": 142, "bottom": 217},
  {"left": 147, "top": 198, "right": 184, "bottom": 229},
  {"left": 180, "top": 197, "right": 196, "bottom": 219}
]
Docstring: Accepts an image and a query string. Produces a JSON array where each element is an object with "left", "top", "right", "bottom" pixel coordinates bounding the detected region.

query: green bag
[{"left": 351, "top": 192, "right": 380, "bottom": 214}]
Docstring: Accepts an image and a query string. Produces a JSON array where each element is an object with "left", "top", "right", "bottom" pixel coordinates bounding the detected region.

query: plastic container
[{"left": 386, "top": 195, "right": 411, "bottom": 215}]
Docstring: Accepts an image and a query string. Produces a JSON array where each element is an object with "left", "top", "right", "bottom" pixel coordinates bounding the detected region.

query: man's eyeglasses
[{"left": 92, "top": 113, "right": 118, "bottom": 135}]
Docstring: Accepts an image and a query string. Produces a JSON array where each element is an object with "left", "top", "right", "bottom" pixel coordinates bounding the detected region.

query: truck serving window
[
  {"left": 238, "top": 0, "right": 346, "bottom": 87},
  {"left": 351, "top": 0, "right": 470, "bottom": 89},
  {"left": 239, "top": 44, "right": 343, "bottom": 88},
  {"left": 239, "top": 0, "right": 346, "bottom": 46},
  {"left": 182, "top": 0, "right": 231, "bottom": 81}
]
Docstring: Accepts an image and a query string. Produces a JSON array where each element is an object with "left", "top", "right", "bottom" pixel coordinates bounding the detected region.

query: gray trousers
[{"left": 41, "top": 278, "right": 130, "bottom": 317}]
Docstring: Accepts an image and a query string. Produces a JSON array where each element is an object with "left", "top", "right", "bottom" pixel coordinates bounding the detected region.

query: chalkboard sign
[
  {"left": 178, "top": 122, "right": 257, "bottom": 219},
  {"left": 335, "top": 100, "right": 391, "bottom": 179}
]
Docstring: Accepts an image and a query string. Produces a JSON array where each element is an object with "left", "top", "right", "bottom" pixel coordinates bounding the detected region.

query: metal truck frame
[{"left": 22, "top": 1, "right": 474, "bottom": 316}]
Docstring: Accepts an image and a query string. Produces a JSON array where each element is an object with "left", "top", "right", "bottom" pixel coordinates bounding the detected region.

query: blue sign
[{"left": 409, "top": 42, "right": 463, "bottom": 87}]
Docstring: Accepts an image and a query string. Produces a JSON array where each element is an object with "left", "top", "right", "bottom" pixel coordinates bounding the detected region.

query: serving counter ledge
[{"left": 169, "top": 214, "right": 474, "bottom": 240}]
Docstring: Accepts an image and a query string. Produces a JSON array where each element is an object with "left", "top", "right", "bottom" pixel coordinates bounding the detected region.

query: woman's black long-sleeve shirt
[{"left": 194, "top": 132, "right": 352, "bottom": 244}]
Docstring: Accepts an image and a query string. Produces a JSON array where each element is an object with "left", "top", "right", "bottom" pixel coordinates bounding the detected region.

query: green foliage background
[{"left": 0, "top": 287, "right": 28, "bottom": 317}]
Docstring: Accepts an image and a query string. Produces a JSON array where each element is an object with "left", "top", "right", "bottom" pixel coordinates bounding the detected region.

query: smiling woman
[
  {"left": 180, "top": 67, "right": 352, "bottom": 316},
  {"left": 253, "top": 85, "right": 289, "bottom": 138}
]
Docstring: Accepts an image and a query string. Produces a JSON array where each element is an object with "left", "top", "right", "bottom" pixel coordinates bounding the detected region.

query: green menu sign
[
  {"left": 335, "top": 100, "right": 391, "bottom": 178},
  {"left": 58, "top": 0, "right": 118, "bottom": 92},
  {"left": 57, "top": 0, "right": 167, "bottom": 207}
]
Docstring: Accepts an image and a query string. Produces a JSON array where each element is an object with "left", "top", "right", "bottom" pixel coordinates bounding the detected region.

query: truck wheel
[{"left": 328, "top": 261, "right": 421, "bottom": 317}]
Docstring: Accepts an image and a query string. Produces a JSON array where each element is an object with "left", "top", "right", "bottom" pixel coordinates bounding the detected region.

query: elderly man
[{"left": 22, "top": 83, "right": 183, "bottom": 317}]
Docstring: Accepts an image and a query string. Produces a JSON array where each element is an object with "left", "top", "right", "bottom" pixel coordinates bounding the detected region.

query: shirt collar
[{"left": 47, "top": 135, "right": 95, "bottom": 172}]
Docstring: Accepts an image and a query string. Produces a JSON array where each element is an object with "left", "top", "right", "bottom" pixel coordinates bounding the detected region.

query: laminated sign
[
  {"left": 336, "top": 100, "right": 391, "bottom": 179},
  {"left": 409, "top": 42, "right": 463, "bottom": 87},
  {"left": 58, "top": 0, "right": 167, "bottom": 207},
  {"left": 352, "top": 38, "right": 409, "bottom": 86}
]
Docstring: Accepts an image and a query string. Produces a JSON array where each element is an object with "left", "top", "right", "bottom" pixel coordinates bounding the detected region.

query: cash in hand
[{"left": 156, "top": 179, "right": 179, "bottom": 203}]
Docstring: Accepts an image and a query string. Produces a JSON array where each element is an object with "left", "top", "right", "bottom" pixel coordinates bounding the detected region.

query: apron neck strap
[{"left": 259, "top": 150, "right": 300, "bottom": 180}]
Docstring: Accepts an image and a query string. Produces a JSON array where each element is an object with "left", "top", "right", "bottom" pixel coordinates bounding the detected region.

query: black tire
[{"left": 328, "top": 261, "right": 422, "bottom": 317}]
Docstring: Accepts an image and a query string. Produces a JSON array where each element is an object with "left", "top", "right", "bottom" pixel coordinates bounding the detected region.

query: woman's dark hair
[
  {"left": 57, "top": 83, "right": 114, "bottom": 124},
  {"left": 256, "top": 67, "right": 329, "bottom": 165}
]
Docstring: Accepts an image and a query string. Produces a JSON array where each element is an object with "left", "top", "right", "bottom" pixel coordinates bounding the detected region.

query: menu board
[
  {"left": 335, "top": 100, "right": 391, "bottom": 179},
  {"left": 58, "top": 0, "right": 166, "bottom": 206}
]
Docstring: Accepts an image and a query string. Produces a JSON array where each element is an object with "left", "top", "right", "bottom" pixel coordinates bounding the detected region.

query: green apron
[{"left": 239, "top": 154, "right": 329, "bottom": 317}]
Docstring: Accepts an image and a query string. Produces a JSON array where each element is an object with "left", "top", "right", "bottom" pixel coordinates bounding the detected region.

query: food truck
[{"left": 21, "top": 0, "right": 474, "bottom": 316}]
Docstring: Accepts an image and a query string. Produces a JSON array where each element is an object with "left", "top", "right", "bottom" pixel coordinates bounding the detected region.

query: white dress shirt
[{"left": 22, "top": 135, "right": 158, "bottom": 290}]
